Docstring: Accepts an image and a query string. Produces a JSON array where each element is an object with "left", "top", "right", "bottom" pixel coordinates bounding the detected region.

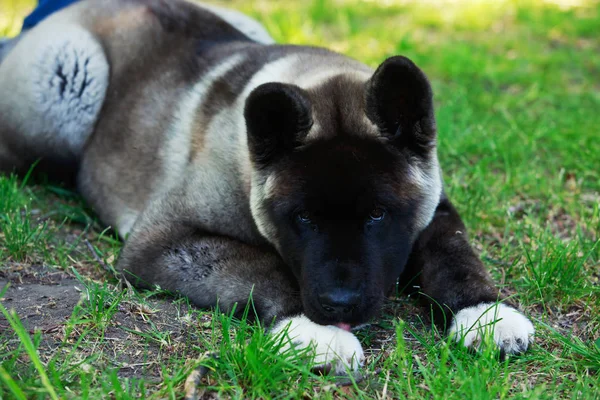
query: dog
[{"left": 0, "top": 0, "right": 534, "bottom": 373}]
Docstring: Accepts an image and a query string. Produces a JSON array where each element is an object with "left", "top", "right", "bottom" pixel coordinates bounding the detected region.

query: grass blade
[
  {"left": 0, "top": 366, "right": 27, "bottom": 400},
  {"left": 0, "top": 301, "right": 60, "bottom": 400}
]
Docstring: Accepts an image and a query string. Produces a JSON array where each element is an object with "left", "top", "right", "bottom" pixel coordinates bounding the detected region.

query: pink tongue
[{"left": 335, "top": 323, "right": 352, "bottom": 332}]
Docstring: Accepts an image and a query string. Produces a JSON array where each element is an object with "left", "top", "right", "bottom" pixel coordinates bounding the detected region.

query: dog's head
[{"left": 245, "top": 56, "right": 442, "bottom": 326}]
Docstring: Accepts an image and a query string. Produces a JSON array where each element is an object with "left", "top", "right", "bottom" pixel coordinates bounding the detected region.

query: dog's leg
[
  {"left": 117, "top": 214, "right": 364, "bottom": 374},
  {"left": 403, "top": 194, "right": 534, "bottom": 356},
  {"left": 118, "top": 220, "right": 302, "bottom": 324}
]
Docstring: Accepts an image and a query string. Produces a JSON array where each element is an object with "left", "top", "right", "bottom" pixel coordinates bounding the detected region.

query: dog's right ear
[{"left": 245, "top": 82, "right": 313, "bottom": 166}]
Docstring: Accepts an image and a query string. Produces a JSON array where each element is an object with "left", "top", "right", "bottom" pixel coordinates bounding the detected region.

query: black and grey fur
[{"left": 0, "top": 0, "right": 533, "bottom": 373}]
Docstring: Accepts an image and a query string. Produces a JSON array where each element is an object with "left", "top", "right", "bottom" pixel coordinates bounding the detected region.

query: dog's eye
[
  {"left": 368, "top": 207, "right": 386, "bottom": 223},
  {"left": 296, "top": 211, "right": 312, "bottom": 224}
]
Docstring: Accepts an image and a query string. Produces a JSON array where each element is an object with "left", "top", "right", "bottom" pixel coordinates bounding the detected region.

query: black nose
[{"left": 318, "top": 289, "right": 360, "bottom": 315}]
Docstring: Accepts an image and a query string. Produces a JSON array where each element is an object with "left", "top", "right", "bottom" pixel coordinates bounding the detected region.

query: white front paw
[
  {"left": 271, "top": 315, "right": 364, "bottom": 374},
  {"left": 449, "top": 303, "right": 535, "bottom": 355}
]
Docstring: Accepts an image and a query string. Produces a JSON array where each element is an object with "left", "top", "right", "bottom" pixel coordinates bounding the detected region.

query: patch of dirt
[
  {"left": 550, "top": 300, "right": 600, "bottom": 342},
  {"left": 0, "top": 264, "right": 207, "bottom": 380},
  {"left": 0, "top": 265, "right": 80, "bottom": 333}
]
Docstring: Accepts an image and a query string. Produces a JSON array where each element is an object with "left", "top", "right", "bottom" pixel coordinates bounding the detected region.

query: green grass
[{"left": 1, "top": 0, "right": 599, "bottom": 398}]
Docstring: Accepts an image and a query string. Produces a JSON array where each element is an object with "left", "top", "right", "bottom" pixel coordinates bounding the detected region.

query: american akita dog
[{"left": 0, "top": 0, "right": 534, "bottom": 373}]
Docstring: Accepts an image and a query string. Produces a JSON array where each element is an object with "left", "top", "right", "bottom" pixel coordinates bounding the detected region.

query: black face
[
  {"left": 244, "top": 56, "right": 437, "bottom": 326},
  {"left": 261, "top": 138, "right": 422, "bottom": 325}
]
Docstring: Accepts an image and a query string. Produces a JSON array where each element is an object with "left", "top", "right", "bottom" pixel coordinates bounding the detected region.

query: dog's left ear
[{"left": 365, "top": 56, "right": 436, "bottom": 151}]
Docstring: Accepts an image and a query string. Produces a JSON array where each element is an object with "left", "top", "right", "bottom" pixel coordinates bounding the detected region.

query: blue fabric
[{"left": 23, "top": 0, "right": 81, "bottom": 29}]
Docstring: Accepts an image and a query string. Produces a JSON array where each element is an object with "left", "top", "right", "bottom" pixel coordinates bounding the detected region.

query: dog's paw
[
  {"left": 449, "top": 303, "right": 534, "bottom": 356},
  {"left": 271, "top": 314, "right": 364, "bottom": 374}
]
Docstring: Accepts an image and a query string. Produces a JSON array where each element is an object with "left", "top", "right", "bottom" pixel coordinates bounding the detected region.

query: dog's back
[
  {"left": 0, "top": 0, "right": 274, "bottom": 232},
  {"left": 0, "top": 0, "right": 252, "bottom": 166}
]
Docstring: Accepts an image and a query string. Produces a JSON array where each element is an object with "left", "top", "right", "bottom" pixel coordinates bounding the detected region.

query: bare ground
[{"left": 0, "top": 264, "right": 209, "bottom": 380}]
